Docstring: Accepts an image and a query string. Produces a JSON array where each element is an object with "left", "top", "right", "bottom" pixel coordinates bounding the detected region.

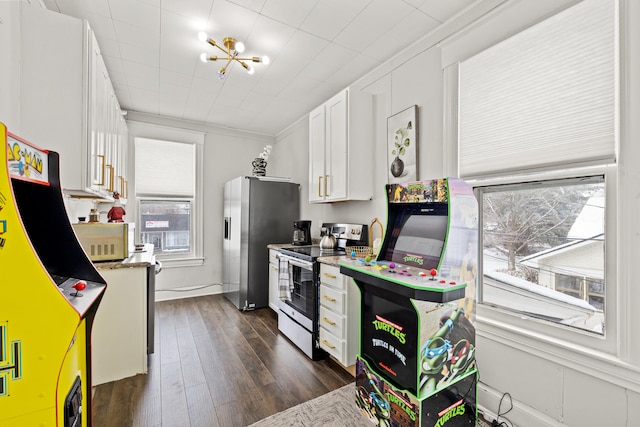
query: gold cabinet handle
[
  {"left": 324, "top": 174, "right": 329, "bottom": 196},
  {"left": 321, "top": 339, "right": 336, "bottom": 349},
  {"left": 106, "top": 165, "right": 114, "bottom": 191},
  {"left": 322, "top": 317, "right": 336, "bottom": 326},
  {"left": 318, "top": 176, "right": 323, "bottom": 197},
  {"left": 270, "top": 265, "right": 278, "bottom": 270},
  {"left": 323, "top": 273, "right": 337, "bottom": 279},
  {"left": 322, "top": 295, "right": 336, "bottom": 303},
  {"left": 97, "top": 154, "right": 105, "bottom": 186},
  {"left": 118, "top": 176, "right": 128, "bottom": 198}
]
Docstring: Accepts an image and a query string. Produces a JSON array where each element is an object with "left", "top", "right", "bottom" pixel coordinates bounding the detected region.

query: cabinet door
[
  {"left": 90, "top": 43, "right": 111, "bottom": 193},
  {"left": 116, "top": 116, "right": 129, "bottom": 199},
  {"left": 325, "top": 91, "right": 348, "bottom": 201},
  {"left": 309, "top": 104, "right": 326, "bottom": 202}
]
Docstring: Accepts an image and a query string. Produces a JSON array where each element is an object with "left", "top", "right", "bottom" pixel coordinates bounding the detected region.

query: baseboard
[
  {"left": 154, "top": 284, "right": 222, "bottom": 301},
  {"left": 477, "top": 381, "right": 566, "bottom": 427}
]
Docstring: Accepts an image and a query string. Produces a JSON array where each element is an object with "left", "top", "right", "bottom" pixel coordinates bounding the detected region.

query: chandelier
[{"left": 198, "top": 31, "right": 270, "bottom": 80}]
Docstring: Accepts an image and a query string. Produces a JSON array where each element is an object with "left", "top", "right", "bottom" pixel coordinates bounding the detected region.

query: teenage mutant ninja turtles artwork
[{"left": 417, "top": 304, "right": 476, "bottom": 397}]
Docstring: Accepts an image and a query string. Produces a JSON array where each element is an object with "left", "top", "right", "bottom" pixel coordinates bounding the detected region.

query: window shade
[
  {"left": 135, "top": 137, "right": 195, "bottom": 197},
  {"left": 458, "top": 0, "right": 616, "bottom": 178}
]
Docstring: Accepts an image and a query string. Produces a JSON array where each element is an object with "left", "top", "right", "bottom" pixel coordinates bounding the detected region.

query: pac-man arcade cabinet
[{"left": 0, "top": 123, "right": 106, "bottom": 427}]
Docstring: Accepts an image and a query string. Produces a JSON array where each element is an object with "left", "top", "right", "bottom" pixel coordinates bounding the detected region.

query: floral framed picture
[{"left": 387, "top": 105, "right": 418, "bottom": 184}]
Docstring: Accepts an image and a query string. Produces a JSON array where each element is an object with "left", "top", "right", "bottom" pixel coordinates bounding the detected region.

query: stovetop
[{"left": 279, "top": 245, "right": 345, "bottom": 262}]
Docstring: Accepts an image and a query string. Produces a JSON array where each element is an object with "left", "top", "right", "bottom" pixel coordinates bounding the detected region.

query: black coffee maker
[{"left": 292, "top": 220, "right": 312, "bottom": 246}]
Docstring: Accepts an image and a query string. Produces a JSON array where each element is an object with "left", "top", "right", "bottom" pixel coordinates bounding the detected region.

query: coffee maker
[{"left": 292, "top": 220, "right": 312, "bottom": 246}]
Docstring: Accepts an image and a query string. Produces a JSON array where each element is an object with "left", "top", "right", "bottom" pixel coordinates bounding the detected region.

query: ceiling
[{"left": 42, "top": 0, "right": 476, "bottom": 136}]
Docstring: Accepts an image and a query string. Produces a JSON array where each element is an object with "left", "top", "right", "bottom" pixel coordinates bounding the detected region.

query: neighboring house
[
  {"left": 140, "top": 213, "right": 190, "bottom": 253},
  {"left": 485, "top": 195, "right": 605, "bottom": 333},
  {"left": 521, "top": 195, "right": 605, "bottom": 310}
]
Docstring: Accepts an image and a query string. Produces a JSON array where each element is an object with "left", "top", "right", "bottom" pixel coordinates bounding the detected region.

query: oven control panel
[{"left": 327, "top": 223, "right": 365, "bottom": 241}]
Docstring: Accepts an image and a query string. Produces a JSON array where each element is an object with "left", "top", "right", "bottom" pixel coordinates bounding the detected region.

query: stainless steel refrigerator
[{"left": 223, "top": 176, "right": 300, "bottom": 310}]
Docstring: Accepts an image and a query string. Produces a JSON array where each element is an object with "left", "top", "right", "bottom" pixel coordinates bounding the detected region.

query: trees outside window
[{"left": 478, "top": 177, "right": 605, "bottom": 334}]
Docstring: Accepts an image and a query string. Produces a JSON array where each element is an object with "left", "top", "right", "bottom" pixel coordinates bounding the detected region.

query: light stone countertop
[{"left": 94, "top": 243, "right": 155, "bottom": 270}]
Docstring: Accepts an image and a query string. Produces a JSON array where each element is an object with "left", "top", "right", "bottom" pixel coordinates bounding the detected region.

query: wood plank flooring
[{"left": 91, "top": 294, "right": 353, "bottom": 427}]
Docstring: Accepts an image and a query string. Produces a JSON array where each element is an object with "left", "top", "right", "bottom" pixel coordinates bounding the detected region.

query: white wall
[
  {"left": 272, "top": 46, "right": 444, "bottom": 241},
  {"left": 0, "top": 2, "right": 20, "bottom": 130}
]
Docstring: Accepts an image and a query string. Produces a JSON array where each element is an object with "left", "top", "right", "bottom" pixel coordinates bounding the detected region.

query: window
[
  {"left": 476, "top": 176, "right": 606, "bottom": 334},
  {"left": 135, "top": 137, "right": 199, "bottom": 260},
  {"left": 456, "top": 0, "right": 617, "bottom": 344},
  {"left": 139, "top": 200, "right": 191, "bottom": 254}
]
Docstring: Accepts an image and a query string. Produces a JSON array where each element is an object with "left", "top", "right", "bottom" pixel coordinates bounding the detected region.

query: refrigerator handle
[{"left": 224, "top": 217, "right": 230, "bottom": 240}]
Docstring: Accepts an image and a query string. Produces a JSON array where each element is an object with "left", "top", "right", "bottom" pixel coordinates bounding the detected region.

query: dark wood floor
[{"left": 91, "top": 294, "right": 353, "bottom": 427}]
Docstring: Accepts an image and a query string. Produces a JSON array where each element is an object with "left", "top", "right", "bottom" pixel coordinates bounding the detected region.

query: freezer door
[{"left": 223, "top": 177, "right": 242, "bottom": 308}]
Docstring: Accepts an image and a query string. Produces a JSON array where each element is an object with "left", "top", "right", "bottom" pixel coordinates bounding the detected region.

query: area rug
[
  {"left": 249, "top": 384, "right": 369, "bottom": 427},
  {"left": 249, "top": 384, "right": 493, "bottom": 427}
]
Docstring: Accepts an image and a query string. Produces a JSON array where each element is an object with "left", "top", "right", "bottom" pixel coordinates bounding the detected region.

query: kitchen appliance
[
  {"left": 277, "top": 222, "right": 368, "bottom": 360},
  {"left": 72, "top": 222, "right": 133, "bottom": 261},
  {"left": 292, "top": 220, "right": 311, "bottom": 246},
  {"left": 319, "top": 227, "right": 337, "bottom": 250},
  {"left": 223, "top": 176, "right": 300, "bottom": 310}
]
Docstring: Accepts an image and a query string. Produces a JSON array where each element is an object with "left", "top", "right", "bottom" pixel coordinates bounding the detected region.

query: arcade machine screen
[{"left": 381, "top": 203, "right": 448, "bottom": 271}]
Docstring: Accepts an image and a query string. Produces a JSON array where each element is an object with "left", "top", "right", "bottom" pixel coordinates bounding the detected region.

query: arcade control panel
[
  {"left": 339, "top": 257, "right": 467, "bottom": 303},
  {"left": 53, "top": 276, "right": 106, "bottom": 316}
]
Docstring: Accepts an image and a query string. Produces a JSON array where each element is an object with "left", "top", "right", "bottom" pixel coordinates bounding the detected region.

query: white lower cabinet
[
  {"left": 318, "top": 263, "right": 360, "bottom": 369},
  {"left": 268, "top": 249, "right": 280, "bottom": 312},
  {"left": 92, "top": 266, "right": 147, "bottom": 385}
]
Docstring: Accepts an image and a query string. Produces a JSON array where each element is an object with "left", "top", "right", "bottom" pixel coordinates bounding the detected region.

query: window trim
[{"left": 468, "top": 165, "right": 624, "bottom": 376}]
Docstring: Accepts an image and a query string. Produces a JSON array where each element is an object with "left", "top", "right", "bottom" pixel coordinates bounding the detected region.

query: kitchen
[{"left": 1, "top": 0, "right": 640, "bottom": 426}]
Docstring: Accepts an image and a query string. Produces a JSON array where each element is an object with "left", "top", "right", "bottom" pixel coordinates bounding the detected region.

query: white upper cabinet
[
  {"left": 308, "top": 88, "right": 373, "bottom": 203},
  {"left": 19, "top": 5, "right": 127, "bottom": 200}
]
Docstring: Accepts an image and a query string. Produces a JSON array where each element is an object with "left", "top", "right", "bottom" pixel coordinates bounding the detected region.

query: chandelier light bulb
[
  {"left": 198, "top": 31, "right": 208, "bottom": 42},
  {"left": 199, "top": 53, "right": 208, "bottom": 63},
  {"left": 235, "top": 41, "right": 245, "bottom": 53},
  {"left": 247, "top": 66, "right": 255, "bottom": 75},
  {"left": 262, "top": 55, "right": 270, "bottom": 65},
  {"left": 218, "top": 69, "right": 226, "bottom": 80}
]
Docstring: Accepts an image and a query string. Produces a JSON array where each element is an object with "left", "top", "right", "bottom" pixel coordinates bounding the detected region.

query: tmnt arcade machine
[
  {"left": 0, "top": 123, "right": 106, "bottom": 427},
  {"left": 340, "top": 178, "right": 478, "bottom": 427}
]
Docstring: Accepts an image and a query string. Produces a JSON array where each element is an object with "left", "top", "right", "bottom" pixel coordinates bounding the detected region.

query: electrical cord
[{"left": 491, "top": 392, "right": 513, "bottom": 427}]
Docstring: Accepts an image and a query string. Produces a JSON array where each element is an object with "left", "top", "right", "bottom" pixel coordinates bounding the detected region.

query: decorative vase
[
  {"left": 390, "top": 156, "right": 404, "bottom": 177},
  {"left": 252, "top": 157, "right": 267, "bottom": 176}
]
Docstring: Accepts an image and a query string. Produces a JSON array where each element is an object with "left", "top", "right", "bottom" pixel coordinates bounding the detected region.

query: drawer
[
  {"left": 319, "top": 305, "right": 345, "bottom": 338},
  {"left": 319, "top": 264, "right": 344, "bottom": 290},
  {"left": 320, "top": 285, "right": 345, "bottom": 313},
  {"left": 319, "top": 327, "right": 346, "bottom": 363}
]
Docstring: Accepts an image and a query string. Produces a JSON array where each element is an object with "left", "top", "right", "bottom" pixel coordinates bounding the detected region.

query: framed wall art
[{"left": 387, "top": 105, "right": 418, "bottom": 184}]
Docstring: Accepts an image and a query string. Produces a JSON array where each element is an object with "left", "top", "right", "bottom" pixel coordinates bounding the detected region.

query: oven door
[{"left": 279, "top": 255, "right": 315, "bottom": 327}]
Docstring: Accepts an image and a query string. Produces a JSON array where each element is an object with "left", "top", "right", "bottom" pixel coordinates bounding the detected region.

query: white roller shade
[
  {"left": 458, "top": 0, "right": 616, "bottom": 178},
  {"left": 135, "top": 137, "right": 195, "bottom": 197}
]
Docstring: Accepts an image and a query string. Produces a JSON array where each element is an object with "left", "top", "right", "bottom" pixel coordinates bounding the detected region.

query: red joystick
[
  {"left": 429, "top": 269, "right": 438, "bottom": 280},
  {"left": 72, "top": 281, "right": 86, "bottom": 297}
]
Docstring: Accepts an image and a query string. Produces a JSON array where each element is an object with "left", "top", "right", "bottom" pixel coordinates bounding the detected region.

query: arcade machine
[
  {"left": 0, "top": 123, "right": 107, "bottom": 427},
  {"left": 340, "top": 178, "right": 478, "bottom": 427}
]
